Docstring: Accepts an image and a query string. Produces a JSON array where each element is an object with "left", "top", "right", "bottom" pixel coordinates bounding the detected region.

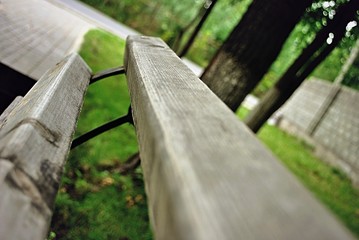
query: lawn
[
  {"left": 258, "top": 125, "right": 359, "bottom": 237},
  {"left": 238, "top": 108, "right": 359, "bottom": 238},
  {"left": 50, "top": 29, "right": 359, "bottom": 239}
]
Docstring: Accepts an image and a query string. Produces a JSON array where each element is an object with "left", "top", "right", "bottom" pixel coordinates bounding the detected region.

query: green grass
[
  {"left": 259, "top": 125, "right": 359, "bottom": 237},
  {"left": 238, "top": 109, "right": 359, "bottom": 238},
  {"left": 51, "top": 29, "right": 359, "bottom": 239}
]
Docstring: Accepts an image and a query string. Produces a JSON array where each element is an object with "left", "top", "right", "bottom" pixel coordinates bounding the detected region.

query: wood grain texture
[
  {"left": 0, "top": 53, "right": 91, "bottom": 240},
  {"left": 0, "top": 0, "right": 93, "bottom": 80},
  {"left": 0, "top": 96, "right": 23, "bottom": 130},
  {"left": 125, "top": 35, "right": 355, "bottom": 240}
]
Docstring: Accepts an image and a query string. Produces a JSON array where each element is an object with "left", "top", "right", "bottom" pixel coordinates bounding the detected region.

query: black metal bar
[
  {"left": 71, "top": 107, "right": 133, "bottom": 149},
  {"left": 90, "top": 66, "right": 125, "bottom": 84}
]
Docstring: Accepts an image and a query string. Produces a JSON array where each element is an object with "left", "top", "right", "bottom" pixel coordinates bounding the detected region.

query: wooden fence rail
[
  {"left": 0, "top": 53, "right": 91, "bottom": 239},
  {"left": 0, "top": 36, "right": 355, "bottom": 240},
  {"left": 125, "top": 36, "right": 354, "bottom": 240}
]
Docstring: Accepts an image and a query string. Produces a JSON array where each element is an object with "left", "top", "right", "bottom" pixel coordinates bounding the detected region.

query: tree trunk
[
  {"left": 334, "top": 39, "right": 359, "bottom": 85},
  {"left": 244, "top": 0, "right": 358, "bottom": 133},
  {"left": 171, "top": 3, "right": 205, "bottom": 52},
  {"left": 178, "top": 0, "right": 218, "bottom": 57},
  {"left": 201, "top": 0, "right": 312, "bottom": 111}
]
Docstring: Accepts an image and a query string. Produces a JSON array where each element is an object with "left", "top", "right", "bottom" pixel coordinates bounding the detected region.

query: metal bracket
[
  {"left": 90, "top": 66, "right": 125, "bottom": 84},
  {"left": 71, "top": 107, "right": 133, "bottom": 149},
  {"left": 71, "top": 66, "right": 131, "bottom": 149}
]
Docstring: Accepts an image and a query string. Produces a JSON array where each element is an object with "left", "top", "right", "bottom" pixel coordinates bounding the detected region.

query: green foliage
[
  {"left": 80, "top": 0, "right": 358, "bottom": 96},
  {"left": 80, "top": 0, "right": 252, "bottom": 66},
  {"left": 186, "top": 0, "right": 252, "bottom": 66},
  {"left": 80, "top": 0, "right": 358, "bottom": 97},
  {"left": 312, "top": 46, "right": 349, "bottom": 81},
  {"left": 81, "top": 0, "right": 203, "bottom": 45},
  {"left": 50, "top": 29, "right": 152, "bottom": 240}
]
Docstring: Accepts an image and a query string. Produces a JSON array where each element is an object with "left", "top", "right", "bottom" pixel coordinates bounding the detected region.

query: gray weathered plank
[
  {"left": 28, "top": 24, "right": 89, "bottom": 78},
  {"left": 125, "top": 35, "right": 355, "bottom": 240},
  {"left": 1, "top": 0, "right": 93, "bottom": 80},
  {"left": 0, "top": 53, "right": 91, "bottom": 240},
  {"left": 0, "top": 96, "right": 23, "bottom": 130}
]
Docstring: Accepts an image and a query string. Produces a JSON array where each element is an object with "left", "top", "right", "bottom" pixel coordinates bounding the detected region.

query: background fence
[{"left": 277, "top": 78, "right": 359, "bottom": 186}]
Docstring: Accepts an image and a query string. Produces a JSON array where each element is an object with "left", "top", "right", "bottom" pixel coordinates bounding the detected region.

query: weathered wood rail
[
  {"left": 0, "top": 54, "right": 91, "bottom": 239},
  {"left": 0, "top": 36, "right": 355, "bottom": 240}
]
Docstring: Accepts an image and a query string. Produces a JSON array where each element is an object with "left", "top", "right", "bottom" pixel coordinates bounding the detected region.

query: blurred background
[{"left": 1, "top": 0, "right": 358, "bottom": 239}]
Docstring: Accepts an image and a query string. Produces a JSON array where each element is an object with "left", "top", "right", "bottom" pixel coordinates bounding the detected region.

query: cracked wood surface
[
  {"left": 0, "top": 53, "right": 91, "bottom": 240},
  {"left": 125, "top": 36, "right": 355, "bottom": 240},
  {"left": 0, "top": 96, "right": 23, "bottom": 130}
]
